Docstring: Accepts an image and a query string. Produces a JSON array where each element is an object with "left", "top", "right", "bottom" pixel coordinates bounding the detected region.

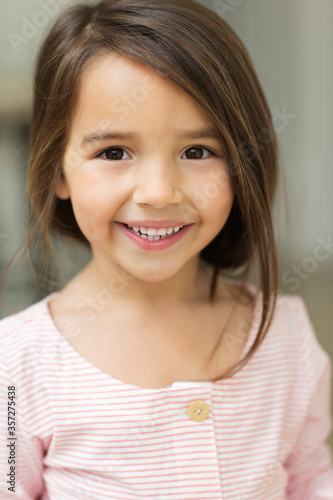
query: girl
[{"left": 0, "top": 0, "right": 332, "bottom": 498}]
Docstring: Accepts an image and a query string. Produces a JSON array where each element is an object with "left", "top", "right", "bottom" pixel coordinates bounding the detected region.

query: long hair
[{"left": 16, "top": 0, "right": 279, "bottom": 378}]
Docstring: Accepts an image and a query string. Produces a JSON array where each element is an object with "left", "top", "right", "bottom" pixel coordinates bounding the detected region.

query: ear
[{"left": 56, "top": 170, "right": 70, "bottom": 200}]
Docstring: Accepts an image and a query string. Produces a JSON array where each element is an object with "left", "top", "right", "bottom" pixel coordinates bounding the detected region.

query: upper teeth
[{"left": 128, "top": 225, "right": 183, "bottom": 235}]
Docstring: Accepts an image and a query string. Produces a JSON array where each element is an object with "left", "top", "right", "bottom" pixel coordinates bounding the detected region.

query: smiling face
[{"left": 57, "top": 52, "right": 234, "bottom": 297}]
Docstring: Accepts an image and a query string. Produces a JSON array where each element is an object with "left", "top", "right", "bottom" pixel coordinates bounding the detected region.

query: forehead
[{"left": 71, "top": 52, "right": 212, "bottom": 132}]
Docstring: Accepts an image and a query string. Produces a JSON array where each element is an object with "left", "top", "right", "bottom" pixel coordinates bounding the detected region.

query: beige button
[{"left": 187, "top": 400, "right": 210, "bottom": 421}]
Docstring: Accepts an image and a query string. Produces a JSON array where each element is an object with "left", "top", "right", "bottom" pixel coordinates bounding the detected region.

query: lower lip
[{"left": 115, "top": 222, "right": 193, "bottom": 250}]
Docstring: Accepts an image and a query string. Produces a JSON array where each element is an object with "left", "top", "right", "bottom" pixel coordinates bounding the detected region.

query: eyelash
[{"left": 96, "top": 145, "right": 217, "bottom": 161}]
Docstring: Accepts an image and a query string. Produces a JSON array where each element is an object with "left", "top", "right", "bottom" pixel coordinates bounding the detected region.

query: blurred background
[{"left": 0, "top": 0, "right": 332, "bottom": 444}]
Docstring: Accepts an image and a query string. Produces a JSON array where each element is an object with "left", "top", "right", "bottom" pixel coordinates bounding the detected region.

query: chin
[{"left": 128, "top": 264, "right": 180, "bottom": 282}]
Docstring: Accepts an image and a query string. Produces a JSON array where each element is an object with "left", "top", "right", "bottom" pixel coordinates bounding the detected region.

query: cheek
[
  {"left": 69, "top": 177, "right": 117, "bottom": 233},
  {"left": 209, "top": 191, "right": 234, "bottom": 231},
  {"left": 193, "top": 168, "right": 234, "bottom": 223}
]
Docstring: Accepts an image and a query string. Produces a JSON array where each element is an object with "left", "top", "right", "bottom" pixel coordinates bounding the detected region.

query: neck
[{"left": 79, "top": 255, "right": 213, "bottom": 311}]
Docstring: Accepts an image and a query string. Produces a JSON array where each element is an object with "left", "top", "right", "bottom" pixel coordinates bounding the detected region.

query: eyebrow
[{"left": 79, "top": 126, "right": 221, "bottom": 149}]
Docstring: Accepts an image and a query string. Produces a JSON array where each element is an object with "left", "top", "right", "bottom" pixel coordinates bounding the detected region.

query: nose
[{"left": 132, "top": 159, "right": 184, "bottom": 208}]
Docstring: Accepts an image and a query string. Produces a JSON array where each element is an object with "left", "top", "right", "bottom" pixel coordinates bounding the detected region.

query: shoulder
[
  {"left": 227, "top": 279, "right": 310, "bottom": 335},
  {"left": 0, "top": 294, "right": 58, "bottom": 379},
  {"left": 0, "top": 294, "right": 55, "bottom": 339},
  {"left": 248, "top": 284, "right": 330, "bottom": 386},
  {"left": 245, "top": 282, "right": 317, "bottom": 334},
  {"left": 272, "top": 290, "right": 326, "bottom": 364}
]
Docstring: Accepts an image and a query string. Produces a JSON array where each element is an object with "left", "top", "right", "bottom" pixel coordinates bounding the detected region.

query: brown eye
[
  {"left": 183, "top": 147, "right": 212, "bottom": 160},
  {"left": 100, "top": 148, "right": 130, "bottom": 160}
]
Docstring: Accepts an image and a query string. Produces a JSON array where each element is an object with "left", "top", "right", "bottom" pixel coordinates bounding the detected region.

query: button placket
[{"left": 168, "top": 382, "right": 222, "bottom": 498}]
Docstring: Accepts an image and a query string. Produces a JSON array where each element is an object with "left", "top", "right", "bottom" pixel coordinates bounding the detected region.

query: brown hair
[{"left": 18, "top": 0, "right": 280, "bottom": 378}]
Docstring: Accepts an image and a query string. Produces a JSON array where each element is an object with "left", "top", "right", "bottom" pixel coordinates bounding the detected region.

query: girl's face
[{"left": 58, "top": 53, "right": 234, "bottom": 286}]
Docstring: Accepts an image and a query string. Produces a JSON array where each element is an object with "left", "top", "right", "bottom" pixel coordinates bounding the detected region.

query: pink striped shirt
[{"left": 1, "top": 285, "right": 333, "bottom": 499}]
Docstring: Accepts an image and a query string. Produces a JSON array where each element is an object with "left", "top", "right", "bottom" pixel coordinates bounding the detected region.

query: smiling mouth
[{"left": 123, "top": 223, "right": 185, "bottom": 241}]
